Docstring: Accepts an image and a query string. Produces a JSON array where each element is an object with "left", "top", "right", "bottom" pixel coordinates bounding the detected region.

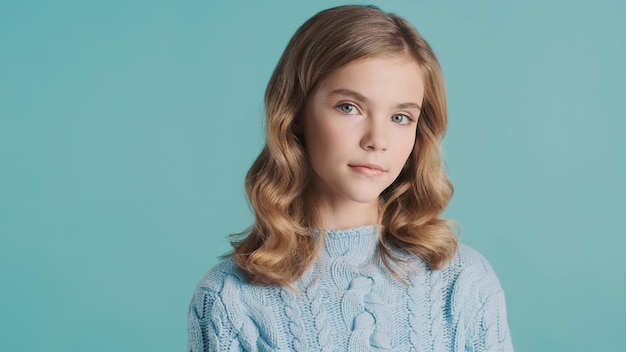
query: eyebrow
[{"left": 327, "top": 88, "right": 421, "bottom": 110}]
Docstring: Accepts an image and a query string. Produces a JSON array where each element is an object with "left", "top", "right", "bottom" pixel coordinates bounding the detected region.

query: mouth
[{"left": 348, "top": 163, "right": 387, "bottom": 176}]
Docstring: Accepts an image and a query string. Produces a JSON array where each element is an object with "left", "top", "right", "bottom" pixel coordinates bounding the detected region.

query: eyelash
[
  {"left": 336, "top": 103, "right": 414, "bottom": 125},
  {"left": 392, "top": 114, "right": 414, "bottom": 125},
  {"left": 337, "top": 103, "right": 359, "bottom": 115}
]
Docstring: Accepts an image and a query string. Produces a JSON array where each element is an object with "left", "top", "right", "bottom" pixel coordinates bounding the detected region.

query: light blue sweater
[{"left": 188, "top": 225, "right": 513, "bottom": 351}]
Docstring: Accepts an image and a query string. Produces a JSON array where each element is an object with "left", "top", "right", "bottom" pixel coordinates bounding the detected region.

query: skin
[{"left": 302, "top": 55, "right": 425, "bottom": 229}]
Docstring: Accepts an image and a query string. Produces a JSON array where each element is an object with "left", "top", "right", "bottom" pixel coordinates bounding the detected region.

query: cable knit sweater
[{"left": 187, "top": 225, "right": 513, "bottom": 351}]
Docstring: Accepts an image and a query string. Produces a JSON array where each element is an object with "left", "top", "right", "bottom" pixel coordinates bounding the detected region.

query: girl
[{"left": 188, "top": 5, "right": 513, "bottom": 351}]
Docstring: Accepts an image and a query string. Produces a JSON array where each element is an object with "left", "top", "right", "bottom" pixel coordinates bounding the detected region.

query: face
[{"left": 302, "top": 55, "right": 424, "bottom": 210}]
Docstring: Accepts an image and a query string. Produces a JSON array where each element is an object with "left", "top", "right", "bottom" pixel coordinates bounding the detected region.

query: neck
[{"left": 317, "top": 198, "right": 380, "bottom": 230}]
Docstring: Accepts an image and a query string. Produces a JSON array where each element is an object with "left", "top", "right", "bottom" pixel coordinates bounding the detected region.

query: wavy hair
[{"left": 230, "top": 5, "right": 458, "bottom": 286}]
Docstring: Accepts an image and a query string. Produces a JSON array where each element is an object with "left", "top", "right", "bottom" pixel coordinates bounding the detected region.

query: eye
[
  {"left": 391, "top": 114, "right": 413, "bottom": 125},
  {"left": 337, "top": 103, "right": 359, "bottom": 115}
]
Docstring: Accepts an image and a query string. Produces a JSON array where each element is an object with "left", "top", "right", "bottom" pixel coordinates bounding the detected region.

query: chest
[{"left": 240, "top": 265, "right": 454, "bottom": 351}]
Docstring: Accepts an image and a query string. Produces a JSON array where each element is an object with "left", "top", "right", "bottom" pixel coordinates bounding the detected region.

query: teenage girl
[{"left": 188, "top": 5, "right": 513, "bottom": 351}]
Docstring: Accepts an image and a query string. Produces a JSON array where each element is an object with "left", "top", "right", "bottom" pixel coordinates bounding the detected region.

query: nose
[{"left": 360, "top": 118, "right": 388, "bottom": 151}]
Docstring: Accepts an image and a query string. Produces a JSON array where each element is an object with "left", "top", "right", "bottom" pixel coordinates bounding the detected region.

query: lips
[{"left": 348, "top": 163, "right": 387, "bottom": 176}]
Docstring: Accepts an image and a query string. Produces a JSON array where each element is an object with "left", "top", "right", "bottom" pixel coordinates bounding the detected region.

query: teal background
[{"left": 1, "top": 0, "right": 624, "bottom": 351}]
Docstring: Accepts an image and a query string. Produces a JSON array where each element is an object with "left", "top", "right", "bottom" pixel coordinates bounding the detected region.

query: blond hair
[{"left": 230, "top": 5, "right": 457, "bottom": 286}]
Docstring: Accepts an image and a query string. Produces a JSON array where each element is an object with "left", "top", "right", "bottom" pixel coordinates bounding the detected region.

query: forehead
[{"left": 313, "top": 55, "right": 425, "bottom": 104}]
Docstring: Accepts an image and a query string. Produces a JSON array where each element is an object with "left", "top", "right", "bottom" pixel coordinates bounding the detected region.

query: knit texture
[{"left": 188, "top": 225, "right": 514, "bottom": 351}]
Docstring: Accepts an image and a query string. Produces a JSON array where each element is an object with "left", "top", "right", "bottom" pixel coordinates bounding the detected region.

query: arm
[
  {"left": 471, "top": 288, "right": 514, "bottom": 352},
  {"left": 452, "top": 246, "right": 514, "bottom": 352},
  {"left": 187, "top": 287, "right": 238, "bottom": 352}
]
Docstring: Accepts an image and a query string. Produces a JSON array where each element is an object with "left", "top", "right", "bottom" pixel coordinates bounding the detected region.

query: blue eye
[
  {"left": 391, "top": 114, "right": 412, "bottom": 125},
  {"left": 337, "top": 103, "right": 358, "bottom": 114}
]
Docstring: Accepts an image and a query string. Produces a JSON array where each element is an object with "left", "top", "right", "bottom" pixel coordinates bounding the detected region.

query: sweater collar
[{"left": 318, "top": 224, "right": 380, "bottom": 260}]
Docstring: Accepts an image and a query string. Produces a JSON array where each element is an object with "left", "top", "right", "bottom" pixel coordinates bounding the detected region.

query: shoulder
[
  {"left": 451, "top": 243, "right": 495, "bottom": 269},
  {"left": 440, "top": 244, "right": 506, "bottom": 316},
  {"left": 444, "top": 244, "right": 501, "bottom": 280},
  {"left": 189, "top": 257, "right": 256, "bottom": 323},
  {"left": 191, "top": 257, "right": 280, "bottom": 309},
  {"left": 189, "top": 258, "right": 266, "bottom": 338},
  {"left": 442, "top": 245, "right": 514, "bottom": 349},
  {"left": 195, "top": 257, "right": 247, "bottom": 292},
  {"left": 189, "top": 258, "right": 280, "bottom": 351},
  {"left": 448, "top": 243, "right": 504, "bottom": 293},
  {"left": 190, "top": 257, "right": 274, "bottom": 315}
]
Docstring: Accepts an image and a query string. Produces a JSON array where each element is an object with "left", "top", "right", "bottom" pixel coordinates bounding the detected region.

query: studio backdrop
[{"left": 1, "top": 0, "right": 625, "bottom": 351}]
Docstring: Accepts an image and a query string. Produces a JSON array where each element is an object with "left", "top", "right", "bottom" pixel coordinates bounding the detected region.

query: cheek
[
  {"left": 323, "top": 127, "right": 348, "bottom": 150},
  {"left": 406, "top": 134, "right": 417, "bottom": 154},
  {"left": 396, "top": 133, "right": 417, "bottom": 165},
  {"left": 307, "top": 122, "right": 345, "bottom": 156}
]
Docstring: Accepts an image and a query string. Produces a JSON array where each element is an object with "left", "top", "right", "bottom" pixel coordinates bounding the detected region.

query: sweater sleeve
[
  {"left": 472, "top": 287, "right": 514, "bottom": 352},
  {"left": 452, "top": 246, "right": 514, "bottom": 352},
  {"left": 187, "top": 287, "right": 238, "bottom": 352}
]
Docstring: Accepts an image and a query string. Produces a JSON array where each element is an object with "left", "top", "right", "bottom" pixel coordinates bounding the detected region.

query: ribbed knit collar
[{"left": 319, "top": 224, "right": 380, "bottom": 260}]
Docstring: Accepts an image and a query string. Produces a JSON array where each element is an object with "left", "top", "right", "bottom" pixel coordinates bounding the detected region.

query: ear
[{"left": 293, "top": 116, "right": 303, "bottom": 135}]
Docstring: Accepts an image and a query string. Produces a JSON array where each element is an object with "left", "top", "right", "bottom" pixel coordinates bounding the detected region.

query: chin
[{"left": 346, "top": 191, "right": 384, "bottom": 204}]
